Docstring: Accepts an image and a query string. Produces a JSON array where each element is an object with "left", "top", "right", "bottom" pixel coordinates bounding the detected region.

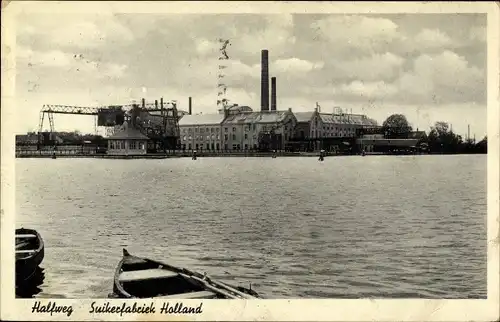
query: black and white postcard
[{"left": 1, "top": 1, "right": 499, "bottom": 321}]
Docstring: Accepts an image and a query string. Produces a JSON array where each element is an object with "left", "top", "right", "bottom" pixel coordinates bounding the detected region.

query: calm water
[{"left": 15, "top": 155, "right": 487, "bottom": 299}]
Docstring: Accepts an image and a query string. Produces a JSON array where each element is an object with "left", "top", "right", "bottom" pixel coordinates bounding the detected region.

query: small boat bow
[{"left": 113, "top": 249, "right": 260, "bottom": 299}]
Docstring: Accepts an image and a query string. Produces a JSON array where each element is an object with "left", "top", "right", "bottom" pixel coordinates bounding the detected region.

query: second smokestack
[
  {"left": 260, "top": 49, "right": 269, "bottom": 111},
  {"left": 271, "top": 77, "right": 276, "bottom": 111},
  {"left": 188, "top": 97, "right": 192, "bottom": 115}
]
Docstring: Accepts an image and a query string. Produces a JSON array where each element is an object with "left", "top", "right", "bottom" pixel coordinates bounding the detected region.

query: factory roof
[
  {"left": 16, "top": 134, "right": 39, "bottom": 144},
  {"left": 319, "top": 113, "right": 378, "bottom": 126},
  {"left": 294, "top": 112, "right": 315, "bottom": 123},
  {"left": 179, "top": 113, "right": 225, "bottom": 126},
  {"left": 356, "top": 138, "right": 419, "bottom": 147},
  {"left": 228, "top": 105, "right": 252, "bottom": 112},
  {"left": 148, "top": 110, "right": 189, "bottom": 117},
  {"left": 408, "top": 131, "right": 427, "bottom": 139},
  {"left": 107, "top": 123, "right": 149, "bottom": 140},
  {"left": 222, "top": 110, "right": 292, "bottom": 125}
]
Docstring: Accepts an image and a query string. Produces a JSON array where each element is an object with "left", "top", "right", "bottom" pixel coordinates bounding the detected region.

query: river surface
[{"left": 15, "top": 155, "right": 487, "bottom": 299}]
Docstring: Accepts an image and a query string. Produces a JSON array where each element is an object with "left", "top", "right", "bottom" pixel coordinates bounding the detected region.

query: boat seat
[
  {"left": 16, "top": 241, "right": 31, "bottom": 249},
  {"left": 156, "top": 290, "right": 217, "bottom": 299},
  {"left": 119, "top": 268, "right": 178, "bottom": 282},
  {"left": 16, "top": 249, "right": 36, "bottom": 254},
  {"left": 16, "top": 234, "right": 37, "bottom": 238}
]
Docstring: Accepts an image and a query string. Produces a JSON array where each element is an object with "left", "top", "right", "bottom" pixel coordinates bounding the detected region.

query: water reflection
[{"left": 16, "top": 266, "right": 45, "bottom": 298}]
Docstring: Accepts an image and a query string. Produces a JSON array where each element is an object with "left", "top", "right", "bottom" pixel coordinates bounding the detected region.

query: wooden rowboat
[
  {"left": 15, "top": 228, "right": 44, "bottom": 282},
  {"left": 112, "top": 249, "right": 261, "bottom": 299}
]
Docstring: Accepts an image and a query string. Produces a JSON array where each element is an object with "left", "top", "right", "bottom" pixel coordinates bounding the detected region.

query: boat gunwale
[
  {"left": 114, "top": 249, "right": 211, "bottom": 299},
  {"left": 113, "top": 249, "right": 259, "bottom": 299},
  {"left": 15, "top": 228, "right": 44, "bottom": 261},
  {"left": 113, "top": 256, "right": 135, "bottom": 298}
]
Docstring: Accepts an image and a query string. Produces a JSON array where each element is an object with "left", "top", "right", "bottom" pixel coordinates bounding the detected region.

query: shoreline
[
  {"left": 16, "top": 152, "right": 327, "bottom": 159},
  {"left": 15, "top": 152, "right": 484, "bottom": 159}
]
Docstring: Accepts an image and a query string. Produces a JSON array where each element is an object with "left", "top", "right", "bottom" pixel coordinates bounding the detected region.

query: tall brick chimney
[
  {"left": 188, "top": 96, "right": 192, "bottom": 115},
  {"left": 271, "top": 77, "right": 277, "bottom": 111},
  {"left": 260, "top": 49, "right": 269, "bottom": 111}
]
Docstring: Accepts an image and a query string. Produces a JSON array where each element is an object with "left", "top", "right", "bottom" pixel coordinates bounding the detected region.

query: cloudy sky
[{"left": 14, "top": 11, "right": 487, "bottom": 138}]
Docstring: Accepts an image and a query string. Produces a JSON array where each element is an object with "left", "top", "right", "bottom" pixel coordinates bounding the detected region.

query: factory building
[
  {"left": 178, "top": 48, "right": 383, "bottom": 152},
  {"left": 106, "top": 122, "right": 149, "bottom": 155},
  {"left": 291, "top": 108, "right": 379, "bottom": 151},
  {"left": 178, "top": 105, "right": 296, "bottom": 151},
  {"left": 221, "top": 106, "right": 296, "bottom": 151},
  {"left": 179, "top": 113, "right": 225, "bottom": 151}
]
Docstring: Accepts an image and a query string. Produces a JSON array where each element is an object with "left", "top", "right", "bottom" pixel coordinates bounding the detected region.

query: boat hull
[
  {"left": 15, "top": 228, "right": 45, "bottom": 283},
  {"left": 112, "top": 249, "right": 260, "bottom": 299}
]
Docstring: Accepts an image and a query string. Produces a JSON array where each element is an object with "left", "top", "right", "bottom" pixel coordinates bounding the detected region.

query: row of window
[
  {"left": 182, "top": 133, "right": 256, "bottom": 141},
  {"left": 182, "top": 127, "right": 220, "bottom": 134},
  {"left": 183, "top": 135, "right": 220, "bottom": 141},
  {"left": 182, "top": 130, "right": 351, "bottom": 142},
  {"left": 108, "top": 140, "right": 146, "bottom": 150},
  {"left": 310, "top": 131, "right": 355, "bottom": 138},
  {"left": 322, "top": 126, "right": 356, "bottom": 132},
  {"left": 182, "top": 124, "right": 355, "bottom": 136},
  {"left": 183, "top": 143, "right": 259, "bottom": 150},
  {"left": 181, "top": 124, "right": 262, "bottom": 134}
]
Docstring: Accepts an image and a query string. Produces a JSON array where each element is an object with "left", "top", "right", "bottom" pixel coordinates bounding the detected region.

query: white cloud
[
  {"left": 18, "top": 14, "right": 134, "bottom": 49},
  {"left": 411, "top": 50, "right": 483, "bottom": 88},
  {"left": 100, "top": 63, "right": 128, "bottom": 79},
  {"left": 414, "top": 28, "right": 453, "bottom": 48},
  {"left": 17, "top": 46, "right": 72, "bottom": 67},
  {"left": 311, "top": 15, "right": 402, "bottom": 52},
  {"left": 394, "top": 50, "right": 484, "bottom": 103},
  {"left": 274, "top": 58, "right": 324, "bottom": 73},
  {"left": 233, "top": 14, "right": 296, "bottom": 57},
  {"left": 332, "top": 52, "right": 404, "bottom": 81},
  {"left": 227, "top": 60, "right": 260, "bottom": 78},
  {"left": 17, "top": 46, "right": 128, "bottom": 79},
  {"left": 337, "top": 80, "right": 398, "bottom": 99},
  {"left": 195, "top": 39, "right": 219, "bottom": 56}
]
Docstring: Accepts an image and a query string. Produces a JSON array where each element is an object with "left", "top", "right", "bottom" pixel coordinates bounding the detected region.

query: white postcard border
[{"left": 1, "top": 2, "right": 499, "bottom": 321}]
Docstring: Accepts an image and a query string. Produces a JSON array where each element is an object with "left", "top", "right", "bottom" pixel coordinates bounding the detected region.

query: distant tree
[
  {"left": 382, "top": 114, "right": 412, "bottom": 138},
  {"left": 476, "top": 136, "right": 487, "bottom": 153},
  {"left": 433, "top": 121, "right": 449, "bottom": 136},
  {"left": 427, "top": 121, "right": 464, "bottom": 153}
]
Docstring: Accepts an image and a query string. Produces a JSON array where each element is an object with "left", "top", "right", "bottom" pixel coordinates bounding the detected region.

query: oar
[
  {"left": 178, "top": 272, "right": 237, "bottom": 299},
  {"left": 187, "top": 274, "right": 254, "bottom": 299},
  {"left": 207, "top": 278, "right": 256, "bottom": 299}
]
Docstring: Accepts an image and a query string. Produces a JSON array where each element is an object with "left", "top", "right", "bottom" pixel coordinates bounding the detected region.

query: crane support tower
[
  {"left": 217, "top": 38, "right": 231, "bottom": 111},
  {"left": 37, "top": 104, "right": 109, "bottom": 146}
]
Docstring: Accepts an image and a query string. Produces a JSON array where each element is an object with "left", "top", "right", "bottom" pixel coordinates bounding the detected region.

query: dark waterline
[{"left": 15, "top": 155, "right": 487, "bottom": 299}]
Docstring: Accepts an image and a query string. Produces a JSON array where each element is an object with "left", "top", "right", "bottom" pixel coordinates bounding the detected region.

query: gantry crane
[{"left": 37, "top": 98, "right": 182, "bottom": 150}]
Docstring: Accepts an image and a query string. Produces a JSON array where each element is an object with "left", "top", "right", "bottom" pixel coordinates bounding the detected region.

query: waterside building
[
  {"left": 179, "top": 105, "right": 296, "bottom": 151},
  {"left": 292, "top": 109, "right": 379, "bottom": 151},
  {"left": 107, "top": 122, "right": 149, "bottom": 155},
  {"left": 179, "top": 113, "right": 226, "bottom": 151}
]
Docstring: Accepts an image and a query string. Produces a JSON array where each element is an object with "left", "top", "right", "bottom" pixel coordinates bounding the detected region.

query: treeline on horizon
[
  {"left": 20, "top": 131, "right": 107, "bottom": 146},
  {"left": 18, "top": 114, "right": 488, "bottom": 154},
  {"left": 381, "top": 114, "right": 487, "bottom": 154}
]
